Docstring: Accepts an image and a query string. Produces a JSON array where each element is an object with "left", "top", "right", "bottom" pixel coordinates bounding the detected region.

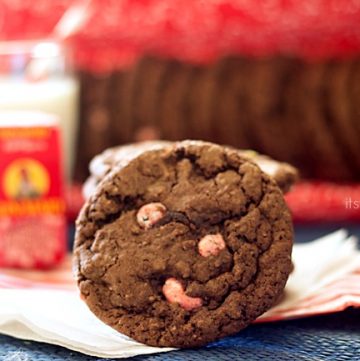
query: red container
[{"left": 0, "top": 112, "right": 66, "bottom": 268}]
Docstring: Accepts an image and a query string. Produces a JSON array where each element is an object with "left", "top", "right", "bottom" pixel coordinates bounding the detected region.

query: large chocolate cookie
[
  {"left": 83, "top": 141, "right": 298, "bottom": 198},
  {"left": 74, "top": 141, "right": 293, "bottom": 348}
]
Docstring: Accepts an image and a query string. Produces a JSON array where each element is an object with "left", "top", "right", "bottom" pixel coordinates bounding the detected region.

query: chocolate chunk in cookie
[{"left": 74, "top": 141, "right": 293, "bottom": 348}]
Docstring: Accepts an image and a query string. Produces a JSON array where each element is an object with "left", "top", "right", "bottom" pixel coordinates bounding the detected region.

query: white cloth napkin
[{"left": 0, "top": 229, "right": 359, "bottom": 358}]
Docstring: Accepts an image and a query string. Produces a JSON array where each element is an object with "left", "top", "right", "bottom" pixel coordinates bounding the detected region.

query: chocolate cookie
[
  {"left": 281, "top": 58, "right": 310, "bottom": 172},
  {"left": 74, "top": 141, "right": 293, "bottom": 348},
  {"left": 74, "top": 72, "right": 113, "bottom": 181},
  {"left": 292, "top": 62, "right": 352, "bottom": 180},
  {"left": 324, "top": 60, "right": 360, "bottom": 177},
  {"left": 238, "top": 150, "right": 299, "bottom": 194},
  {"left": 131, "top": 57, "right": 171, "bottom": 141},
  {"left": 247, "top": 57, "right": 302, "bottom": 164},
  {"left": 158, "top": 62, "right": 193, "bottom": 141},
  {"left": 83, "top": 140, "right": 172, "bottom": 199},
  {"left": 212, "top": 57, "right": 252, "bottom": 149},
  {"left": 349, "top": 60, "right": 360, "bottom": 181},
  {"left": 183, "top": 66, "right": 214, "bottom": 142},
  {"left": 83, "top": 141, "right": 298, "bottom": 198}
]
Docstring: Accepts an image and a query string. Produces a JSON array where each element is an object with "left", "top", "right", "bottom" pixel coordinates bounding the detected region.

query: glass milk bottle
[{"left": 0, "top": 40, "right": 79, "bottom": 179}]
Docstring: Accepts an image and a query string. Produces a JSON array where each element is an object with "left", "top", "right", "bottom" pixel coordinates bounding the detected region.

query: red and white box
[{"left": 0, "top": 112, "right": 66, "bottom": 269}]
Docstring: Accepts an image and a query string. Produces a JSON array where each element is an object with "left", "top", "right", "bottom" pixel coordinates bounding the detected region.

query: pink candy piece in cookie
[
  {"left": 136, "top": 202, "right": 167, "bottom": 229},
  {"left": 162, "top": 278, "right": 203, "bottom": 311},
  {"left": 198, "top": 233, "right": 226, "bottom": 257}
]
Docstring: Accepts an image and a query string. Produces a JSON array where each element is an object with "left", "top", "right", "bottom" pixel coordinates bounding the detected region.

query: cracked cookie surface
[
  {"left": 82, "top": 140, "right": 298, "bottom": 199},
  {"left": 74, "top": 141, "right": 293, "bottom": 348}
]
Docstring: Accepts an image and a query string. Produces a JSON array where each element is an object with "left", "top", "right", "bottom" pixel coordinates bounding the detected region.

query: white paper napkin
[
  {"left": 0, "top": 289, "right": 174, "bottom": 358},
  {"left": 259, "top": 229, "right": 360, "bottom": 320}
]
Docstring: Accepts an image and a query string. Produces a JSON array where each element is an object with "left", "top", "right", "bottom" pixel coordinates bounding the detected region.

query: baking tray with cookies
[{"left": 1, "top": 1, "right": 360, "bottom": 361}]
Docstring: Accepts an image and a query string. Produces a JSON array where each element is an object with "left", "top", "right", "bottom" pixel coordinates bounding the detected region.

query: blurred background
[
  {"left": 2, "top": 0, "right": 360, "bottom": 181},
  {"left": 1, "top": 0, "right": 360, "bottom": 268}
]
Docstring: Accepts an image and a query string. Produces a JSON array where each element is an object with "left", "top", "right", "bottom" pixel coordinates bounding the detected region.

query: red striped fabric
[{"left": 0, "top": 256, "right": 75, "bottom": 291}]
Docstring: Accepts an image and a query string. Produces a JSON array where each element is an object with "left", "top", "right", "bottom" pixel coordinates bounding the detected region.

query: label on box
[{"left": 0, "top": 112, "right": 66, "bottom": 268}]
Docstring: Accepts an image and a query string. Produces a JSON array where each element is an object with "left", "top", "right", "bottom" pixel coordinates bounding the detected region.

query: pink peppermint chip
[
  {"left": 162, "top": 277, "right": 203, "bottom": 311},
  {"left": 136, "top": 202, "right": 167, "bottom": 229},
  {"left": 198, "top": 233, "right": 226, "bottom": 257}
]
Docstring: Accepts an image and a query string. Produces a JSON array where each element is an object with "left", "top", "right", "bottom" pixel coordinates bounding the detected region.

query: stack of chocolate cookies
[
  {"left": 74, "top": 141, "right": 297, "bottom": 347},
  {"left": 75, "top": 56, "right": 360, "bottom": 182}
]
